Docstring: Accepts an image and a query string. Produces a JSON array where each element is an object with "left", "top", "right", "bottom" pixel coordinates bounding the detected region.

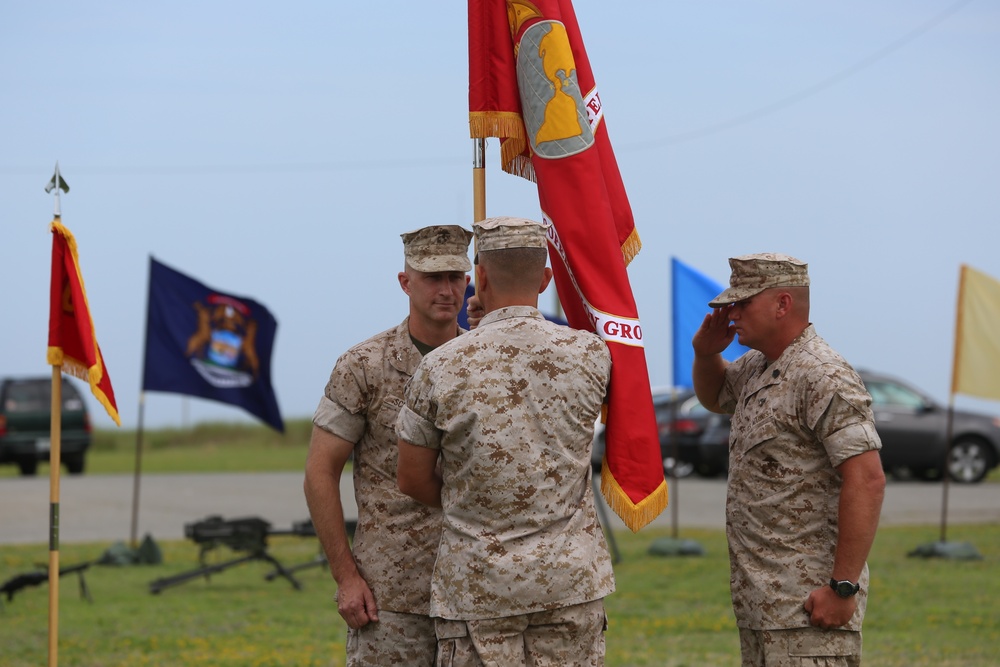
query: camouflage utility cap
[
  {"left": 401, "top": 225, "right": 473, "bottom": 272},
  {"left": 474, "top": 216, "right": 549, "bottom": 252},
  {"left": 709, "top": 253, "right": 809, "bottom": 307}
]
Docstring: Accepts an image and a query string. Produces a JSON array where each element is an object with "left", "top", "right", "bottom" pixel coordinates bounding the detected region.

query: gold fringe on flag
[
  {"left": 46, "top": 345, "right": 119, "bottom": 426},
  {"left": 501, "top": 146, "right": 535, "bottom": 182},
  {"left": 469, "top": 110, "right": 524, "bottom": 140},
  {"left": 600, "top": 459, "right": 668, "bottom": 533},
  {"left": 469, "top": 111, "right": 536, "bottom": 182},
  {"left": 620, "top": 227, "right": 642, "bottom": 266}
]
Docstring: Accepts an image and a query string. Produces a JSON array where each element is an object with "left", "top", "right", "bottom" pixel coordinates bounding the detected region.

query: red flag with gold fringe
[
  {"left": 469, "top": 0, "right": 666, "bottom": 531},
  {"left": 47, "top": 219, "right": 120, "bottom": 426}
]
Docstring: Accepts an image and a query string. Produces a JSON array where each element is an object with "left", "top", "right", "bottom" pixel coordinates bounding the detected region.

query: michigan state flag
[{"left": 142, "top": 257, "right": 284, "bottom": 432}]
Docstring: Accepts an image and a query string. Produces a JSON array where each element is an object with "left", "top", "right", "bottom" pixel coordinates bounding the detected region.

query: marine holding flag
[
  {"left": 142, "top": 258, "right": 283, "bottom": 432},
  {"left": 470, "top": 0, "right": 666, "bottom": 530},
  {"left": 397, "top": 217, "right": 615, "bottom": 666}
]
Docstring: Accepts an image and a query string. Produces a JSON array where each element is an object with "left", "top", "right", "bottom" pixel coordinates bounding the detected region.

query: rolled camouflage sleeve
[
  {"left": 312, "top": 351, "right": 368, "bottom": 443},
  {"left": 807, "top": 366, "right": 882, "bottom": 468},
  {"left": 823, "top": 420, "right": 881, "bottom": 467},
  {"left": 395, "top": 365, "right": 442, "bottom": 450}
]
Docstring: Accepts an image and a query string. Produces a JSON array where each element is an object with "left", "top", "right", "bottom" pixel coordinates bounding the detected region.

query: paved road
[{"left": 2, "top": 472, "right": 999, "bottom": 545}]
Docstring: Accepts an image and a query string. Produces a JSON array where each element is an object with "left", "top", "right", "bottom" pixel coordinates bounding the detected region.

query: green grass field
[
  {"left": 1, "top": 524, "right": 997, "bottom": 667},
  {"left": 1, "top": 422, "right": 998, "bottom": 665}
]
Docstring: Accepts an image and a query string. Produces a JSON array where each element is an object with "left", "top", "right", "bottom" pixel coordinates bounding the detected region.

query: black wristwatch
[{"left": 829, "top": 578, "right": 861, "bottom": 599}]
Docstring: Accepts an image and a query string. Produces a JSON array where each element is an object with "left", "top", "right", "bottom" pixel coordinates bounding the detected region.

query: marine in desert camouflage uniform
[
  {"left": 303, "top": 224, "right": 472, "bottom": 666},
  {"left": 692, "top": 253, "right": 886, "bottom": 667},
  {"left": 396, "top": 216, "right": 615, "bottom": 667}
]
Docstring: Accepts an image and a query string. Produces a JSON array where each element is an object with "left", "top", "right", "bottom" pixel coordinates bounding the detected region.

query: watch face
[{"left": 834, "top": 580, "right": 859, "bottom": 598}]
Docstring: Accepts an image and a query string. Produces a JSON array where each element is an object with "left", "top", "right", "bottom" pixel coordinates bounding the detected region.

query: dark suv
[{"left": 0, "top": 376, "right": 92, "bottom": 476}]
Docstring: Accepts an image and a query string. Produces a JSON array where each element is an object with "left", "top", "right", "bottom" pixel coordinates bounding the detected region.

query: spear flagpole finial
[{"left": 45, "top": 162, "right": 70, "bottom": 218}]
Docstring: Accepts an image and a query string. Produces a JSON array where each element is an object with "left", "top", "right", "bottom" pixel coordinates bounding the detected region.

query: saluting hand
[{"left": 692, "top": 306, "right": 736, "bottom": 357}]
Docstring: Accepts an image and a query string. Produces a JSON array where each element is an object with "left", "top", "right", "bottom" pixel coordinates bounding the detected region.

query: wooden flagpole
[
  {"left": 47, "top": 164, "right": 65, "bottom": 667},
  {"left": 473, "top": 138, "right": 486, "bottom": 223},
  {"left": 48, "top": 366, "right": 62, "bottom": 667}
]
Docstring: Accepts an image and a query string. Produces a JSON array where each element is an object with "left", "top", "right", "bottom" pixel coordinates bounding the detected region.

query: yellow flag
[{"left": 952, "top": 265, "right": 1000, "bottom": 401}]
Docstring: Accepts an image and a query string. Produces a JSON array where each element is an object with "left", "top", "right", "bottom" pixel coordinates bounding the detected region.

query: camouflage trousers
[
  {"left": 738, "top": 627, "right": 862, "bottom": 667},
  {"left": 434, "top": 599, "right": 607, "bottom": 667},
  {"left": 346, "top": 610, "right": 436, "bottom": 666}
]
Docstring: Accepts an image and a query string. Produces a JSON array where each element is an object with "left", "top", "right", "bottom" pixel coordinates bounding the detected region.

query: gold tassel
[{"left": 600, "top": 461, "right": 669, "bottom": 533}]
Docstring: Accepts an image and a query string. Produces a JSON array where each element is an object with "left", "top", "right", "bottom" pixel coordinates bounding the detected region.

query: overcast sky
[{"left": 3, "top": 0, "right": 998, "bottom": 430}]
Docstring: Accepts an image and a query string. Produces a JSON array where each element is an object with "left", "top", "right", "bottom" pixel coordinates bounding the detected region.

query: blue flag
[
  {"left": 142, "top": 257, "right": 284, "bottom": 432},
  {"left": 671, "top": 257, "right": 749, "bottom": 388}
]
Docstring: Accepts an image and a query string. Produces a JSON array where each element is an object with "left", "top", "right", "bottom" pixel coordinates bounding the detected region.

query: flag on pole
[
  {"left": 672, "top": 257, "right": 750, "bottom": 388},
  {"left": 952, "top": 264, "right": 1000, "bottom": 402},
  {"left": 469, "top": 0, "right": 665, "bottom": 531},
  {"left": 47, "top": 220, "right": 120, "bottom": 426},
  {"left": 143, "top": 257, "right": 284, "bottom": 432}
]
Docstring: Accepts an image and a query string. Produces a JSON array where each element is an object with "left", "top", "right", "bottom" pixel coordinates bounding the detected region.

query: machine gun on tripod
[
  {"left": 148, "top": 515, "right": 313, "bottom": 594},
  {"left": 1, "top": 561, "right": 93, "bottom": 607}
]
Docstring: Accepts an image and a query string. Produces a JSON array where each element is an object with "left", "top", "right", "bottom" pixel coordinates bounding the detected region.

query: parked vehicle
[
  {"left": 0, "top": 376, "right": 92, "bottom": 476},
  {"left": 695, "top": 370, "right": 1000, "bottom": 483},
  {"left": 863, "top": 370, "right": 1000, "bottom": 483},
  {"left": 591, "top": 388, "right": 712, "bottom": 479}
]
